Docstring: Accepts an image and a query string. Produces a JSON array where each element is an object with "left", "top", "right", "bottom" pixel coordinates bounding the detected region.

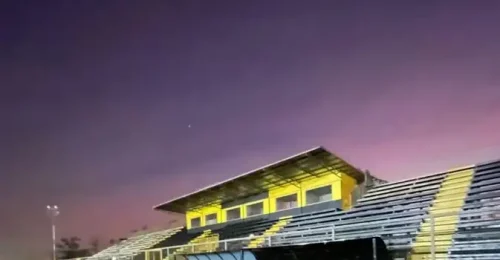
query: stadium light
[{"left": 46, "top": 205, "right": 60, "bottom": 260}]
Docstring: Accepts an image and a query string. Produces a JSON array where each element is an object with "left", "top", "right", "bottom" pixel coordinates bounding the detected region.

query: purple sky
[{"left": 1, "top": 1, "right": 500, "bottom": 259}]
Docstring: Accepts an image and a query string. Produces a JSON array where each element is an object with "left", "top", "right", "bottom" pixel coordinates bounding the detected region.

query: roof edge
[{"left": 152, "top": 146, "right": 324, "bottom": 211}]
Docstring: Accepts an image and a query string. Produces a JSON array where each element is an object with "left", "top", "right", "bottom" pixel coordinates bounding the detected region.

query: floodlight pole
[{"left": 47, "top": 205, "right": 60, "bottom": 260}]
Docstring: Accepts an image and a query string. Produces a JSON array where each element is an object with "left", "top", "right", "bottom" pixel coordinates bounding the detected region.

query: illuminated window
[
  {"left": 276, "top": 194, "right": 298, "bottom": 211},
  {"left": 226, "top": 208, "right": 241, "bottom": 221},
  {"left": 190, "top": 217, "right": 201, "bottom": 228},
  {"left": 306, "top": 185, "right": 332, "bottom": 205},
  {"left": 246, "top": 202, "right": 264, "bottom": 217},
  {"left": 205, "top": 213, "right": 217, "bottom": 225}
]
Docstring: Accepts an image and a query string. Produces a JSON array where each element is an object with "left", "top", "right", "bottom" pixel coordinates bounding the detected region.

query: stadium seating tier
[{"left": 87, "top": 160, "right": 500, "bottom": 260}]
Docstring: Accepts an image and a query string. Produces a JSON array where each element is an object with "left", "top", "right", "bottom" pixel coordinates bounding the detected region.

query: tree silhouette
[
  {"left": 130, "top": 225, "right": 148, "bottom": 235},
  {"left": 89, "top": 237, "right": 100, "bottom": 254},
  {"left": 167, "top": 219, "right": 178, "bottom": 228},
  {"left": 56, "top": 236, "right": 91, "bottom": 259}
]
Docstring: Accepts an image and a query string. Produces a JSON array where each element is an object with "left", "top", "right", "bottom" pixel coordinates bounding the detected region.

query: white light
[
  {"left": 54, "top": 205, "right": 58, "bottom": 209},
  {"left": 46, "top": 205, "right": 50, "bottom": 209}
]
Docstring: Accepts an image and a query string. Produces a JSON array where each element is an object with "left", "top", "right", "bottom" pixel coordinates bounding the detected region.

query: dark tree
[
  {"left": 56, "top": 236, "right": 91, "bottom": 259},
  {"left": 89, "top": 237, "right": 100, "bottom": 254},
  {"left": 131, "top": 225, "right": 148, "bottom": 234}
]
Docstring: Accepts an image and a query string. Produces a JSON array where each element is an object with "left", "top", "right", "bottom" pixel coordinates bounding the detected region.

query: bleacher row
[
  {"left": 86, "top": 160, "right": 500, "bottom": 260},
  {"left": 449, "top": 161, "right": 500, "bottom": 260},
  {"left": 87, "top": 227, "right": 183, "bottom": 260}
]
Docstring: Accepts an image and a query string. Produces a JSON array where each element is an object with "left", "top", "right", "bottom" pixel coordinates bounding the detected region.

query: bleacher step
[
  {"left": 247, "top": 217, "right": 290, "bottom": 248},
  {"left": 410, "top": 169, "right": 474, "bottom": 259}
]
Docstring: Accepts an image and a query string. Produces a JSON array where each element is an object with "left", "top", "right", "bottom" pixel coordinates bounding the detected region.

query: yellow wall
[
  {"left": 186, "top": 170, "right": 355, "bottom": 229},
  {"left": 269, "top": 185, "right": 302, "bottom": 212},
  {"left": 243, "top": 199, "right": 270, "bottom": 217},
  {"left": 268, "top": 173, "right": 343, "bottom": 211},
  {"left": 186, "top": 205, "right": 222, "bottom": 229},
  {"left": 340, "top": 173, "right": 357, "bottom": 210},
  {"left": 221, "top": 205, "right": 241, "bottom": 222},
  {"left": 220, "top": 199, "right": 271, "bottom": 222},
  {"left": 300, "top": 173, "right": 343, "bottom": 204}
]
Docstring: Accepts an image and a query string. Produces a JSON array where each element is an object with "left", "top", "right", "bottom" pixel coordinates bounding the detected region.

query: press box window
[
  {"left": 306, "top": 185, "right": 332, "bottom": 205},
  {"left": 246, "top": 202, "right": 264, "bottom": 217},
  {"left": 190, "top": 217, "right": 201, "bottom": 228},
  {"left": 205, "top": 213, "right": 217, "bottom": 225},
  {"left": 226, "top": 208, "right": 241, "bottom": 221},
  {"left": 276, "top": 194, "right": 298, "bottom": 211}
]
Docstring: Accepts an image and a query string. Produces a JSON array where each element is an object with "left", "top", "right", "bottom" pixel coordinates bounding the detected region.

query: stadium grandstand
[{"left": 74, "top": 147, "right": 500, "bottom": 260}]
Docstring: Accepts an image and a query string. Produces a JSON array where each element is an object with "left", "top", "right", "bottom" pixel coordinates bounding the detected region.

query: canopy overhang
[{"left": 153, "top": 147, "right": 364, "bottom": 213}]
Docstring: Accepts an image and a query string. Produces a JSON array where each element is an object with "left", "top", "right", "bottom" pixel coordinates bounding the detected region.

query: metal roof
[{"left": 153, "top": 147, "right": 364, "bottom": 213}]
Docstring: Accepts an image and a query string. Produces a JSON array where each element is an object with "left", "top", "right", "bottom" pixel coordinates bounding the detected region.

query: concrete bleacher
[
  {"left": 148, "top": 227, "right": 201, "bottom": 251},
  {"left": 447, "top": 160, "right": 500, "bottom": 260},
  {"left": 169, "top": 229, "right": 220, "bottom": 255},
  {"left": 271, "top": 162, "right": 500, "bottom": 259},
  {"left": 88, "top": 227, "right": 182, "bottom": 260},
  {"left": 124, "top": 173, "right": 439, "bottom": 257},
  {"left": 216, "top": 217, "right": 280, "bottom": 250},
  {"left": 218, "top": 218, "right": 276, "bottom": 239},
  {"left": 165, "top": 218, "right": 289, "bottom": 254},
  {"left": 410, "top": 168, "right": 474, "bottom": 260},
  {"left": 89, "top": 160, "right": 500, "bottom": 260},
  {"left": 272, "top": 171, "right": 448, "bottom": 257}
]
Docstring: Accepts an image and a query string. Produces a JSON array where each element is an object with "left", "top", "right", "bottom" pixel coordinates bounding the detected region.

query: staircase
[
  {"left": 248, "top": 216, "right": 291, "bottom": 248},
  {"left": 410, "top": 168, "right": 474, "bottom": 260}
]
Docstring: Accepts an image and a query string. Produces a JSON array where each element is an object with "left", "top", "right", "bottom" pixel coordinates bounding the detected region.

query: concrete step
[
  {"left": 414, "top": 235, "right": 453, "bottom": 243},
  {"left": 409, "top": 253, "right": 450, "bottom": 260}
]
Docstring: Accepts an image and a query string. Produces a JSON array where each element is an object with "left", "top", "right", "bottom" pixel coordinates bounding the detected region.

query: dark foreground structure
[{"left": 178, "top": 238, "right": 390, "bottom": 260}]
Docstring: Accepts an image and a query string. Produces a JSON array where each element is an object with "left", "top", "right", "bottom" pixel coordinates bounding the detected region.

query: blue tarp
[
  {"left": 185, "top": 250, "right": 256, "bottom": 260},
  {"left": 181, "top": 237, "right": 390, "bottom": 260}
]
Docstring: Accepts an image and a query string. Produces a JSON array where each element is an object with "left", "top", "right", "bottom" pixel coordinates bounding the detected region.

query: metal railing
[
  {"left": 427, "top": 208, "right": 500, "bottom": 260},
  {"left": 64, "top": 255, "right": 135, "bottom": 260},
  {"left": 145, "top": 225, "right": 336, "bottom": 259},
  {"left": 71, "top": 225, "right": 335, "bottom": 260},
  {"left": 66, "top": 207, "right": 500, "bottom": 260}
]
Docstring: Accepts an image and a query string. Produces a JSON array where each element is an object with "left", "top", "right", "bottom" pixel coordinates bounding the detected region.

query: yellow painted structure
[
  {"left": 242, "top": 199, "right": 270, "bottom": 219},
  {"left": 185, "top": 170, "right": 356, "bottom": 228},
  {"left": 248, "top": 216, "right": 291, "bottom": 248},
  {"left": 222, "top": 205, "right": 242, "bottom": 222},
  {"left": 410, "top": 168, "right": 474, "bottom": 260},
  {"left": 186, "top": 205, "right": 222, "bottom": 229},
  {"left": 154, "top": 148, "right": 365, "bottom": 229},
  {"left": 341, "top": 172, "right": 357, "bottom": 210}
]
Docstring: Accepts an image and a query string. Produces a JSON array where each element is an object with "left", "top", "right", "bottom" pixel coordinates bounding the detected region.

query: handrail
[
  {"left": 279, "top": 222, "right": 334, "bottom": 231},
  {"left": 428, "top": 208, "right": 500, "bottom": 260},
  {"left": 62, "top": 225, "right": 335, "bottom": 260},
  {"left": 147, "top": 225, "right": 336, "bottom": 253},
  {"left": 70, "top": 207, "right": 500, "bottom": 260}
]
